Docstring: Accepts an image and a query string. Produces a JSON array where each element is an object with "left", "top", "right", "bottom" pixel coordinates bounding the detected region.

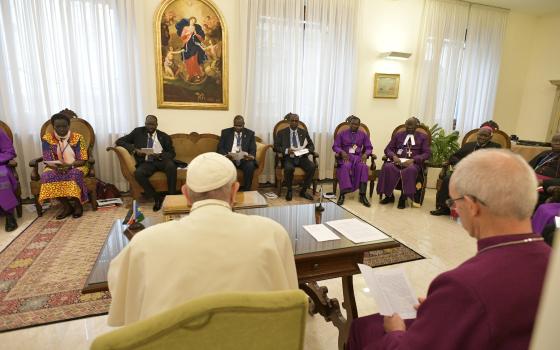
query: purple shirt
[
  {"left": 333, "top": 129, "right": 373, "bottom": 157},
  {"left": 384, "top": 131, "right": 430, "bottom": 165},
  {"left": 380, "top": 233, "right": 550, "bottom": 350}
]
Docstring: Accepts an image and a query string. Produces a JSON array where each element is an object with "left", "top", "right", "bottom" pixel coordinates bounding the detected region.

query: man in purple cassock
[
  {"left": 347, "top": 149, "right": 551, "bottom": 350},
  {"left": 377, "top": 118, "right": 431, "bottom": 209},
  {"left": 333, "top": 116, "right": 373, "bottom": 207},
  {"left": 0, "top": 129, "right": 18, "bottom": 232}
]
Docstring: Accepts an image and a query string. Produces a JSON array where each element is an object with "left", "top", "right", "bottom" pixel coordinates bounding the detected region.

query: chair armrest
[
  {"left": 29, "top": 156, "right": 43, "bottom": 181},
  {"left": 8, "top": 159, "right": 17, "bottom": 168},
  {"left": 381, "top": 155, "right": 388, "bottom": 162},
  {"left": 369, "top": 153, "right": 377, "bottom": 171},
  {"left": 107, "top": 146, "right": 136, "bottom": 173}
]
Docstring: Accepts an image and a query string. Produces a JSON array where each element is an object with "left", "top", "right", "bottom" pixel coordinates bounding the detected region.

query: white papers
[
  {"left": 303, "top": 224, "right": 341, "bottom": 242},
  {"left": 228, "top": 151, "right": 248, "bottom": 161},
  {"left": 263, "top": 192, "right": 278, "bottom": 199},
  {"left": 294, "top": 148, "right": 309, "bottom": 157},
  {"left": 325, "top": 218, "right": 389, "bottom": 243},
  {"left": 43, "top": 160, "right": 62, "bottom": 166},
  {"left": 96, "top": 198, "right": 124, "bottom": 207},
  {"left": 358, "top": 264, "right": 418, "bottom": 319},
  {"left": 140, "top": 148, "right": 154, "bottom": 154},
  {"left": 399, "top": 158, "right": 410, "bottom": 163}
]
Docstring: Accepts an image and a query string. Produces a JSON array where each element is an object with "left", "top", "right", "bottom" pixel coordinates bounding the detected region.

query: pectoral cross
[{"left": 406, "top": 148, "right": 412, "bottom": 157}]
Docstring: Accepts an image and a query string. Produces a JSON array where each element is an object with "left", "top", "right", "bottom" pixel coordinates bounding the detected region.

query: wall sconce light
[{"left": 380, "top": 51, "right": 412, "bottom": 60}]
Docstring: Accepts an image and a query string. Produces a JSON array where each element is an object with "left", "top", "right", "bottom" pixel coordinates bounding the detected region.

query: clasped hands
[
  {"left": 392, "top": 155, "right": 414, "bottom": 167},
  {"left": 383, "top": 297, "right": 425, "bottom": 333},
  {"left": 225, "top": 153, "right": 255, "bottom": 161},
  {"left": 47, "top": 160, "right": 85, "bottom": 172},
  {"left": 134, "top": 149, "right": 163, "bottom": 161},
  {"left": 339, "top": 150, "right": 368, "bottom": 164}
]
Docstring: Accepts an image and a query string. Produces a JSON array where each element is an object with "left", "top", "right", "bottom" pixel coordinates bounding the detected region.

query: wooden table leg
[{"left": 300, "top": 276, "right": 358, "bottom": 350}]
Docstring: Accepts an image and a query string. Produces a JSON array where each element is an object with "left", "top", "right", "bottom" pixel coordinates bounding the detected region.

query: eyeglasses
[{"left": 446, "top": 195, "right": 486, "bottom": 208}]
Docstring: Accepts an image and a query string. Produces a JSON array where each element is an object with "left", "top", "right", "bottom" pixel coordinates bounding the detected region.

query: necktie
[
  {"left": 291, "top": 130, "right": 298, "bottom": 148},
  {"left": 147, "top": 134, "right": 154, "bottom": 148},
  {"left": 236, "top": 133, "right": 242, "bottom": 148}
]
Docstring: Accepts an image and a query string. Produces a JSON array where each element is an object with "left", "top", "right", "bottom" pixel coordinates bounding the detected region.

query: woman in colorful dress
[{"left": 39, "top": 113, "right": 89, "bottom": 219}]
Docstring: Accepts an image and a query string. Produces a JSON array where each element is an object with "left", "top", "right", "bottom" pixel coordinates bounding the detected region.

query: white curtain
[
  {"left": 241, "top": 0, "right": 358, "bottom": 182},
  {"left": 0, "top": 0, "right": 143, "bottom": 197},
  {"left": 410, "top": 0, "right": 469, "bottom": 132},
  {"left": 454, "top": 4, "right": 508, "bottom": 133}
]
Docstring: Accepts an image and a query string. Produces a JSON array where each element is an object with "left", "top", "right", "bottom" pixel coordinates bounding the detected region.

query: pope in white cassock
[{"left": 107, "top": 152, "right": 299, "bottom": 326}]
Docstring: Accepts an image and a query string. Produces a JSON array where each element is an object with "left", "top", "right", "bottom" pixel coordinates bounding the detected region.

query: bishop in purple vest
[
  {"left": 348, "top": 149, "right": 551, "bottom": 350},
  {"left": 333, "top": 116, "right": 373, "bottom": 207},
  {"left": 377, "top": 118, "right": 431, "bottom": 209},
  {"left": 0, "top": 129, "right": 18, "bottom": 231}
]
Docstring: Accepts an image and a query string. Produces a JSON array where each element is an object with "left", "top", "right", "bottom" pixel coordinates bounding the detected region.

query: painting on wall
[
  {"left": 373, "top": 73, "right": 400, "bottom": 99},
  {"left": 154, "top": 0, "right": 228, "bottom": 109}
]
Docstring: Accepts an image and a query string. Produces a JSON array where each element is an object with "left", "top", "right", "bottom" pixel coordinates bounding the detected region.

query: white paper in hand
[
  {"left": 294, "top": 148, "right": 309, "bottom": 157},
  {"left": 358, "top": 264, "right": 417, "bottom": 319},
  {"left": 43, "top": 160, "right": 62, "bottom": 166},
  {"left": 141, "top": 148, "right": 154, "bottom": 155},
  {"left": 228, "top": 151, "right": 248, "bottom": 161}
]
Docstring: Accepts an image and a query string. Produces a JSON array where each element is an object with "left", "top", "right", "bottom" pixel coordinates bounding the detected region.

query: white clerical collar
[{"left": 403, "top": 134, "right": 416, "bottom": 146}]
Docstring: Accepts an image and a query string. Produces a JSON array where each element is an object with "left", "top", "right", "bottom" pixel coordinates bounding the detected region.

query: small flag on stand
[{"left": 127, "top": 200, "right": 145, "bottom": 225}]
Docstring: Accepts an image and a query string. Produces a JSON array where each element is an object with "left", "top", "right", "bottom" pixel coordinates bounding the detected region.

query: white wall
[
  {"left": 354, "top": 0, "right": 424, "bottom": 161},
  {"left": 136, "top": 0, "right": 242, "bottom": 135},
  {"left": 513, "top": 12, "right": 560, "bottom": 141}
]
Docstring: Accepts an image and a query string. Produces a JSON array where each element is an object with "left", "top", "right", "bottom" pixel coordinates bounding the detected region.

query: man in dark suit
[
  {"left": 274, "top": 113, "right": 316, "bottom": 201},
  {"left": 116, "top": 115, "right": 176, "bottom": 211},
  {"left": 430, "top": 126, "right": 501, "bottom": 216},
  {"left": 217, "top": 115, "right": 257, "bottom": 191}
]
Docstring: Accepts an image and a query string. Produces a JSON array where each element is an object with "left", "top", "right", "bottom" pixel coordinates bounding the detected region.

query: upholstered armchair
[
  {"left": 273, "top": 119, "right": 319, "bottom": 195},
  {"left": 332, "top": 121, "right": 377, "bottom": 197},
  {"left": 91, "top": 290, "right": 308, "bottom": 350},
  {"left": 108, "top": 132, "right": 271, "bottom": 199},
  {"left": 28, "top": 109, "right": 98, "bottom": 216},
  {"left": 0, "top": 121, "right": 22, "bottom": 217}
]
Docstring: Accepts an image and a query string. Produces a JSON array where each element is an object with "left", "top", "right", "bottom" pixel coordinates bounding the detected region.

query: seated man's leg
[
  {"left": 134, "top": 162, "right": 159, "bottom": 199},
  {"left": 283, "top": 158, "right": 296, "bottom": 200},
  {"left": 155, "top": 159, "right": 178, "bottom": 195},
  {"left": 299, "top": 157, "right": 316, "bottom": 199},
  {"left": 347, "top": 314, "right": 386, "bottom": 350},
  {"left": 377, "top": 163, "right": 400, "bottom": 204},
  {"left": 336, "top": 161, "right": 353, "bottom": 205},
  {"left": 431, "top": 174, "right": 451, "bottom": 215},
  {"left": 356, "top": 161, "right": 371, "bottom": 207},
  {"left": 238, "top": 159, "right": 256, "bottom": 191},
  {"left": 400, "top": 165, "right": 419, "bottom": 199}
]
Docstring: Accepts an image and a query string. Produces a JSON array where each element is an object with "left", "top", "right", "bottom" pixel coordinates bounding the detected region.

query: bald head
[
  {"left": 405, "top": 118, "right": 418, "bottom": 134},
  {"left": 450, "top": 149, "right": 537, "bottom": 220}
]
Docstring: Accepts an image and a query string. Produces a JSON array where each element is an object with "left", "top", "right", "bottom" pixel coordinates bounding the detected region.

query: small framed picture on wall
[{"left": 373, "top": 73, "right": 400, "bottom": 99}]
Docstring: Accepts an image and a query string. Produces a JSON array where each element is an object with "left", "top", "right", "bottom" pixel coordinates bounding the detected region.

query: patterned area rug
[{"left": 0, "top": 193, "right": 422, "bottom": 332}]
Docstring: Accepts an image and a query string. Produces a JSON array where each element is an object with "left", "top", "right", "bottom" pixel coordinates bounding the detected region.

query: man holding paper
[
  {"left": 217, "top": 115, "right": 256, "bottom": 191},
  {"left": 274, "top": 113, "right": 316, "bottom": 201},
  {"left": 333, "top": 115, "right": 373, "bottom": 207},
  {"left": 348, "top": 149, "right": 551, "bottom": 350},
  {"left": 116, "top": 115, "right": 176, "bottom": 211},
  {"left": 377, "top": 117, "right": 431, "bottom": 209}
]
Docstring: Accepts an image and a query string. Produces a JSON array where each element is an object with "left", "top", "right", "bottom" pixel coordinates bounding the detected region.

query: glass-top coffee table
[{"left": 84, "top": 202, "right": 399, "bottom": 349}]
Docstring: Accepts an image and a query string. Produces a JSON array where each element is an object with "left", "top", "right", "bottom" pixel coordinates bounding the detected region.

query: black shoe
[
  {"left": 359, "top": 194, "right": 371, "bottom": 207},
  {"left": 337, "top": 194, "right": 345, "bottom": 206},
  {"left": 430, "top": 207, "right": 451, "bottom": 216},
  {"left": 5, "top": 214, "right": 17, "bottom": 232},
  {"left": 56, "top": 209, "right": 73, "bottom": 220},
  {"left": 379, "top": 196, "right": 395, "bottom": 205},
  {"left": 397, "top": 195, "right": 406, "bottom": 209},
  {"left": 286, "top": 190, "right": 293, "bottom": 201},
  {"left": 300, "top": 190, "right": 313, "bottom": 200},
  {"left": 72, "top": 201, "right": 83, "bottom": 218},
  {"left": 153, "top": 196, "right": 163, "bottom": 212}
]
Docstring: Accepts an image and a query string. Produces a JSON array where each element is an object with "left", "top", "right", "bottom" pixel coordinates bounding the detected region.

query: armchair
[
  {"left": 0, "top": 121, "right": 22, "bottom": 217},
  {"left": 273, "top": 119, "right": 319, "bottom": 195},
  {"left": 91, "top": 290, "right": 308, "bottom": 350},
  {"left": 332, "top": 121, "right": 377, "bottom": 197},
  {"left": 28, "top": 109, "right": 98, "bottom": 216}
]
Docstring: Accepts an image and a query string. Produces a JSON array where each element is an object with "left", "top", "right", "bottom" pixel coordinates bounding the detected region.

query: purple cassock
[
  {"left": 376, "top": 131, "right": 431, "bottom": 199},
  {"left": 347, "top": 233, "right": 551, "bottom": 350},
  {"left": 333, "top": 129, "right": 373, "bottom": 193},
  {"left": 532, "top": 202, "right": 560, "bottom": 234},
  {"left": 0, "top": 130, "right": 18, "bottom": 215}
]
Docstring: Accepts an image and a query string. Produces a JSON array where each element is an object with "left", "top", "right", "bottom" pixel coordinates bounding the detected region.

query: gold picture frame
[
  {"left": 154, "top": 0, "right": 228, "bottom": 109},
  {"left": 373, "top": 73, "right": 400, "bottom": 99}
]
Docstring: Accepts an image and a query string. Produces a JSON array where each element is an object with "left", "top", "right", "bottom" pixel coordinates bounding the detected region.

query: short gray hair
[
  {"left": 188, "top": 178, "right": 235, "bottom": 203},
  {"left": 450, "top": 149, "right": 537, "bottom": 220}
]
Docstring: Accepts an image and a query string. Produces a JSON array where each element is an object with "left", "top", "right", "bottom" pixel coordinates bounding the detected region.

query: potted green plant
[{"left": 426, "top": 124, "right": 460, "bottom": 188}]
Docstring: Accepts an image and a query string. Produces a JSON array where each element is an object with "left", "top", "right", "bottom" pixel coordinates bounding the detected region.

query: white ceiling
[{"left": 472, "top": 0, "right": 560, "bottom": 16}]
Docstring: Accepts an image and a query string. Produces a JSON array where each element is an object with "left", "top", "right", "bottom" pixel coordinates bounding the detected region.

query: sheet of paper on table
[
  {"left": 358, "top": 264, "right": 418, "bottom": 319},
  {"left": 325, "top": 218, "right": 389, "bottom": 243},
  {"left": 303, "top": 224, "right": 341, "bottom": 242}
]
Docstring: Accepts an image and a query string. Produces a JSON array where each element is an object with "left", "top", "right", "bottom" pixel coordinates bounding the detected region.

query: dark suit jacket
[
  {"left": 217, "top": 127, "right": 257, "bottom": 158},
  {"left": 116, "top": 127, "right": 175, "bottom": 165},
  {"left": 274, "top": 127, "right": 315, "bottom": 156},
  {"left": 449, "top": 141, "right": 501, "bottom": 165}
]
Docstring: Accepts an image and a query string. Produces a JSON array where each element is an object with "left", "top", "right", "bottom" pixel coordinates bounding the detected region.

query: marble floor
[{"left": 0, "top": 189, "right": 477, "bottom": 350}]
